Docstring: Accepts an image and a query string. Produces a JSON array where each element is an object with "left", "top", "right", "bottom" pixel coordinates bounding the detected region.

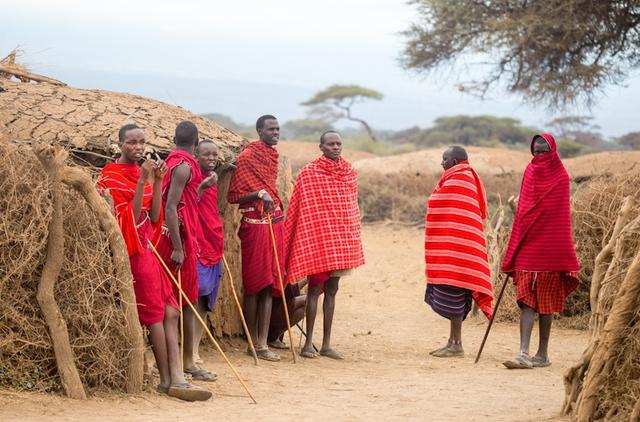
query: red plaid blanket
[
  {"left": 284, "top": 156, "right": 364, "bottom": 283},
  {"left": 227, "top": 140, "right": 281, "bottom": 212}
]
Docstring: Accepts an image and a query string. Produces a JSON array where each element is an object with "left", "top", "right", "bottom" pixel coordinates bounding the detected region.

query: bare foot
[
  {"left": 429, "top": 345, "right": 449, "bottom": 356},
  {"left": 320, "top": 348, "right": 344, "bottom": 360}
]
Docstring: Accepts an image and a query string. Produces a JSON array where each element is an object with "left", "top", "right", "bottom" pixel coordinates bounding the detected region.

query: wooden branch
[
  {"left": 576, "top": 246, "right": 640, "bottom": 420},
  {"left": 589, "top": 196, "right": 635, "bottom": 319},
  {"left": 33, "top": 144, "right": 86, "bottom": 400},
  {"left": 0, "top": 65, "right": 66, "bottom": 86},
  {"left": 60, "top": 166, "right": 144, "bottom": 394}
]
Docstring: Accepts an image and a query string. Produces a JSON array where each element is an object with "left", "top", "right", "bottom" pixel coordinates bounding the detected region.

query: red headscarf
[
  {"left": 227, "top": 141, "right": 281, "bottom": 213},
  {"left": 501, "top": 133, "right": 580, "bottom": 273},
  {"left": 97, "top": 162, "right": 162, "bottom": 256}
]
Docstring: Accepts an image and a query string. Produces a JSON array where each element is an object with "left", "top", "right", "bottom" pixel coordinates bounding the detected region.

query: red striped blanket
[{"left": 424, "top": 161, "right": 494, "bottom": 318}]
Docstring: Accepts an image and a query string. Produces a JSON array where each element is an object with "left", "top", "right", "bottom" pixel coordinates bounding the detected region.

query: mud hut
[{"left": 0, "top": 74, "right": 293, "bottom": 395}]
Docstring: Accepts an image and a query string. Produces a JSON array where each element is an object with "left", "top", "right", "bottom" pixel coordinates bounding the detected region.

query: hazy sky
[{"left": 4, "top": 0, "right": 639, "bottom": 136}]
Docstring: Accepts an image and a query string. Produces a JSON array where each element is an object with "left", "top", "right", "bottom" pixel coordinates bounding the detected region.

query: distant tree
[
  {"left": 397, "top": 115, "right": 534, "bottom": 147},
  {"left": 281, "top": 118, "right": 335, "bottom": 140},
  {"left": 617, "top": 131, "right": 640, "bottom": 150},
  {"left": 401, "top": 1, "right": 640, "bottom": 107},
  {"left": 546, "top": 115, "right": 608, "bottom": 151},
  {"left": 201, "top": 113, "right": 253, "bottom": 137},
  {"left": 556, "top": 139, "right": 585, "bottom": 158},
  {"left": 301, "top": 85, "right": 383, "bottom": 141}
]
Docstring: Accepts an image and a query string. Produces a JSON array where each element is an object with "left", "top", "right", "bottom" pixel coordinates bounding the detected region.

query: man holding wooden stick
[
  {"left": 283, "top": 131, "right": 364, "bottom": 360},
  {"left": 227, "top": 115, "right": 287, "bottom": 362},
  {"left": 501, "top": 133, "right": 580, "bottom": 369},
  {"left": 424, "top": 146, "right": 493, "bottom": 358},
  {"left": 97, "top": 124, "right": 210, "bottom": 401},
  {"left": 155, "top": 121, "right": 215, "bottom": 381}
]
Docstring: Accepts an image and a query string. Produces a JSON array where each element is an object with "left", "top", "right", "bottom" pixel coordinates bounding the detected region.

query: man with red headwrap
[{"left": 501, "top": 133, "right": 580, "bottom": 369}]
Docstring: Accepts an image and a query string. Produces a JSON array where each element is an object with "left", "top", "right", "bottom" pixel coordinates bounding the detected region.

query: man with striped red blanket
[
  {"left": 501, "top": 133, "right": 580, "bottom": 369},
  {"left": 424, "top": 146, "right": 493, "bottom": 358},
  {"left": 284, "top": 130, "right": 364, "bottom": 360}
]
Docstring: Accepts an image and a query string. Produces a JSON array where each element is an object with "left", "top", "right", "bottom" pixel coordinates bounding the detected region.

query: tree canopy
[
  {"left": 401, "top": 1, "right": 640, "bottom": 107},
  {"left": 301, "top": 84, "right": 383, "bottom": 141}
]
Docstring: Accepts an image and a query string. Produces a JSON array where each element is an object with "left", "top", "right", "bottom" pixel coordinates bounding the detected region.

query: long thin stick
[
  {"left": 475, "top": 274, "right": 510, "bottom": 364},
  {"left": 178, "top": 270, "right": 184, "bottom": 371},
  {"left": 267, "top": 215, "right": 297, "bottom": 363},
  {"left": 222, "top": 254, "right": 259, "bottom": 365},
  {"left": 149, "top": 242, "right": 257, "bottom": 404},
  {"left": 295, "top": 323, "right": 318, "bottom": 353}
]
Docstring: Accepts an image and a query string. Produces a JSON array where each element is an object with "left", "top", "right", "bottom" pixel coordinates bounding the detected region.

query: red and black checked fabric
[
  {"left": 97, "top": 162, "right": 162, "bottom": 257},
  {"left": 502, "top": 133, "right": 580, "bottom": 273},
  {"left": 284, "top": 156, "right": 364, "bottom": 283},
  {"left": 227, "top": 141, "right": 281, "bottom": 212},
  {"left": 514, "top": 270, "right": 579, "bottom": 314},
  {"left": 425, "top": 161, "right": 494, "bottom": 318}
]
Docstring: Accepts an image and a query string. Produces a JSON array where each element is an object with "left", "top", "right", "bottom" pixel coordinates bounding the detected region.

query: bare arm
[
  {"left": 133, "top": 160, "right": 154, "bottom": 222},
  {"left": 150, "top": 160, "right": 167, "bottom": 224},
  {"left": 165, "top": 163, "right": 190, "bottom": 266}
]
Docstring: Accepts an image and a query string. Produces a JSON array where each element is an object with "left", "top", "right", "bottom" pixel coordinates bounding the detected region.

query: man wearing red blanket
[
  {"left": 424, "top": 146, "right": 493, "bottom": 358},
  {"left": 284, "top": 131, "right": 364, "bottom": 360},
  {"left": 228, "top": 115, "right": 285, "bottom": 362},
  {"left": 502, "top": 133, "right": 580, "bottom": 369},
  {"left": 97, "top": 124, "right": 210, "bottom": 401},
  {"left": 156, "top": 121, "right": 215, "bottom": 381}
]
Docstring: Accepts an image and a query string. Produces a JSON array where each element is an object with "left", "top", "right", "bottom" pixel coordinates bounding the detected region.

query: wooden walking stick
[
  {"left": 475, "top": 273, "right": 510, "bottom": 364},
  {"left": 222, "top": 254, "right": 259, "bottom": 365},
  {"left": 178, "top": 270, "right": 184, "bottom": 371},
  {"left": 267, "top": 214, "right": 297, "bottom": 363},
  {"left": 149, "top": 242, "right": 257, "bottom": 404}
]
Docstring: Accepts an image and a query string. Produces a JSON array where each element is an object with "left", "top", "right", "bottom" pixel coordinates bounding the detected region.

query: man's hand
[
  {"left": 201, "top": 173, "right": 218, "bottom": 189},
  {"left": 140, "top": 160, "right": 154, "bottom": 183},
  {"left": 261, "top": 192, "right": 275, "bottom": 213},
  {"left": 153, "top": 159, "right": 167, "bottom": 181},
  {"left": 170, "top": 248, "right": 184, "bottom": 267},
  {"left": 219, "top": 162, "right": 237, "bottom": 173}
]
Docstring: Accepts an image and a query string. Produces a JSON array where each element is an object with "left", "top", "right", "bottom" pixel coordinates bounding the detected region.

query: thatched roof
[{"left": 0, "top": 79, "right": 245, "bottom": 161}]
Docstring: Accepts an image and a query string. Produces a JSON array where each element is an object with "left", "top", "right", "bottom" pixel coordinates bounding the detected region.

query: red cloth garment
[
  {"left": 227, "top": 140, "right": 282, "bottom": 213},
  {"left": 237, "top": 209, "right": 285, "bottom": 296},
  {"left": 129, "top": 219, "right": 179, "bottom": 325},
  {"left": 97, "top": 162, "right": 162, "bottom": 256},
  {"left": 284, "top": 156, "right": 364, "bottom": 283},
  {"left": 501, "top": 133, "right": 580, "bottom": 273},
  {"left": 514, "top": 270, "right": 580, "bottom": 314},
  {"left": 424, "top": 160, "right": 494, "bottom": 318},
  {"left": 97, "top": 163, "right": 177, "bottom": 326},
  {"left": 155, "top": 149, "right": 203, "bottom": 304},
  {"left": 197, "top": 173, "right": 224, "bottom": 266}
]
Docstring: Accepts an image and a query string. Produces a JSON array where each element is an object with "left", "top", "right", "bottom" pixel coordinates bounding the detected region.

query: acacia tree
[
  {"left": 401, "top": 1, "right": 640, "bottom": 107},
  {"left": 301, "top": 84, "right": 383, "bottom": 141}
]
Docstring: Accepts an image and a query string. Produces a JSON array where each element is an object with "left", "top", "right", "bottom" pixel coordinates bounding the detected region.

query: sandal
[
  {"left": 503, "top": 354, "right": 534, "bottom": 369},
  {"left": 167, "top": 382, "right": 212, "bottom": 402},
  {"left": 300, "top": 348, "right": 318, "bottom": 358},
  {"left": 184, "top": 367, "right": 217, "bottom": 382},
  {"left": 268, "top": 339, "right": 289, "bottom": 350},
  {"left": 256, "top": 348, "right": 281, "bottom": 362},
  {"left": 432, "top": 347, "right": 464, "bottom": 358},
  {"left": 531, "top": 356, "right": 551, "bottom": 368},
  {"left": 320, "top": 348, "right": 344, "bottom": 360}
]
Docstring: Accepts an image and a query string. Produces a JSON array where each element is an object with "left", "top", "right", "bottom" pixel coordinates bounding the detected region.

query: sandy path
[{"left": 0, "top": 224, "right": 587, "bottom": 421}]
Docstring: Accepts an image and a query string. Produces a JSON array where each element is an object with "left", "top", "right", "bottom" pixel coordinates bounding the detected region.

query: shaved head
[{"left": 442, "top": 145, "right": 468, "bottom": 170}]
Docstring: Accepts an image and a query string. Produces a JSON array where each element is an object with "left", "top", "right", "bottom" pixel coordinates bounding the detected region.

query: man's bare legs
[
  {"left": 192, "top": 298, "right": 207, "bottom": 365},
  {"left": 533, "top": 314, "right": 552, "bottom": 365},
  {"left": 147, "top": 322, "right": 171, "bottom": 389},
  {"left": 182, "top": 306, "right": 196, "bottom": 370},
  {"left": 431, "top": 316, "right": 464, "bottom": 357},
  {"left": 244, "top": 286, "right": 279, "bottom": 361},
  {"left": 301, "top": 283, "right": 322, "bottom": 357},
  {"left": 163, "top": 306, "right": 188, "bottom": 386},
  {"left": 319, "top": 277, "right": 343, "bottom": 359},
  {"left": 503, "top": 304, "right": 536, "bottom": 368}
]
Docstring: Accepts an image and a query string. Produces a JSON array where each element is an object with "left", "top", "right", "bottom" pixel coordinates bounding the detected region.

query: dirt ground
[{"left": 0, "top": 224, "right": 587, "bottom": 421}]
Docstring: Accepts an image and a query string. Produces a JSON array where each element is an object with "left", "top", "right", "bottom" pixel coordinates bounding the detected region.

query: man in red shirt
[{"left": 98, "top": 124, "right": 210, "bottom": 401}]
